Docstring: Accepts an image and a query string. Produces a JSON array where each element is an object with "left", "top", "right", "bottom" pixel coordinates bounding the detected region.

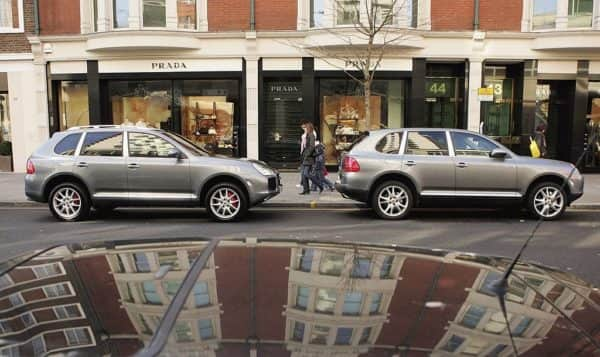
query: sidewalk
[{"left": 1, "top": 172, "right": 599, "bottom": 209}]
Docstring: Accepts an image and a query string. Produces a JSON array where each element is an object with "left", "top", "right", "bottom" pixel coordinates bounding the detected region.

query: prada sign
[{"left": 151, "top": 62, "right": 188, "bottom": 70}]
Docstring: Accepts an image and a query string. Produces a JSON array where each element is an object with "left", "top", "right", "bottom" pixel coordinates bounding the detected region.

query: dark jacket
[{"left": 301, "top": 133, "right": 316, "bottom": 166}]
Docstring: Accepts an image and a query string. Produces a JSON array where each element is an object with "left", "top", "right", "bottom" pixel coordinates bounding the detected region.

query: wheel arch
[
  {"left": 43, "top": 173, "right": 91, "bottom": 202},
  {"left": 368, "top": 172, "right": 419, "bottom": 205},
  {"left": 199, "top": 174, "right": 250, "bottom": 205},
  {"left": 525, "top": 174, "right": 570, "bottom": 200}
]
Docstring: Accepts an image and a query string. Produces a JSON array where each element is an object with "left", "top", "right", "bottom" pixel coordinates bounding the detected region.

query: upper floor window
[
  {"left": 178, "top": 0, "right": 196, "bottom": 29},
  {"left": 0, "top": 0, "right": 23, "bottom": 33},
  {"left": 337, "top": 0, "right": 360, "bottom": 25},
  {"left": 568, "top": 0, "right": 593, "bottom": 27},
  {"left": 143, "top": 0, "right": 166, "bottom": 27},
  {"left": 532, "top": 0, "right": 557, "bottom": 30},
  {"left": 114, "top": 0, "right": 129, "bottom": 28}
]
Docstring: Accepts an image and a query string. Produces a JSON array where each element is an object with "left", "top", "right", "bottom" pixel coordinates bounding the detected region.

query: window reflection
[{"left": 58, "top": 81, "right": 89, "bottom": 131}]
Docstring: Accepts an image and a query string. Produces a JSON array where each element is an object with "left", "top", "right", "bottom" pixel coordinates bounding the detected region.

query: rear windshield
[{"left": 54, "top": 133, "right": 82, "bottom": 156}]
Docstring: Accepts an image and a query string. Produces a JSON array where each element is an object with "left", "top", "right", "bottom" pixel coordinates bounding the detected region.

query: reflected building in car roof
[{"left": 2, "top": 239, "right": 598, "bottom": 356}]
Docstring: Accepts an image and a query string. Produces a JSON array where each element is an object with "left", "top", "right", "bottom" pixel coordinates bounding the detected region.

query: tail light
[
  {"left": 342, "top": 156, "right": 360, "bottom": 172},
  {"left": 26, "top": 159, "right": 35, "bottom": 174}
]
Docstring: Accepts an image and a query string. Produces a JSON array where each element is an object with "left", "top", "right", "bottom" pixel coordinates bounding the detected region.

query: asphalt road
[{"left": 1, "top": 206, "right": 599, "bottom": 286}]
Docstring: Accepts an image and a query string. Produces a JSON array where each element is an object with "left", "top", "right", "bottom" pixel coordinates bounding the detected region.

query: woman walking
[
  {"left": 314, "top": 140, "right": 335, "bottom": 191},
  {"left": 299, "top": 122, "right": 323, "bottom": 195}
]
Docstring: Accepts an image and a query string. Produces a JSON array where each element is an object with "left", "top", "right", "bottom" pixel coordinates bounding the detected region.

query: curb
[{"left": 0, "top": 201, "right": 45, "bottom": 208}]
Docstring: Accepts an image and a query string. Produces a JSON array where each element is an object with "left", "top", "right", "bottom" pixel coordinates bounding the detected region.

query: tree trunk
[{"left": 364, "top": 82, "right": 371, "bottom": 130}]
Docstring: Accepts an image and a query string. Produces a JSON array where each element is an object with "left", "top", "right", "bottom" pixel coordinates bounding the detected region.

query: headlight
[{"left": 252, "top": 163, "right": 274, "bottom": 176}]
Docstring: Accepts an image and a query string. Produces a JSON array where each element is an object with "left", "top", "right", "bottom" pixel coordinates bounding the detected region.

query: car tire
[
  {"left": 371, "top": 181, "right": 413, "bottom": 220},
  {"left": 527, "top": 181, "right": 566, "bottom": 221},
  {"left": 48, "top": 182, "right": 91, "bottom": 222},
  {"left": 205, "top": 182, "right": 248, "bottom": 222}
]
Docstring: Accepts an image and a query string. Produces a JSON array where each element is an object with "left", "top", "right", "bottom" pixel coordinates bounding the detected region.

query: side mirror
[
  {"left": 490, "top": 148, "right": 508, "bottom": 159},
  {"left": 167, "top": 148, "right": 182, "bottom": 160}
]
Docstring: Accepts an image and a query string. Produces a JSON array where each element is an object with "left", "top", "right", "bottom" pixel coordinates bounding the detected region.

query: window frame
[{"left": 0, "top": 0, "right": 24, "bottom": 33}]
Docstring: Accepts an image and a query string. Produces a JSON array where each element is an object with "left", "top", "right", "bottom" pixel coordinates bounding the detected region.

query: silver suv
[
  {"left": 336, "top": 129, "right": 584, "bottom": 220},
  {"left": 25, "top": 125, "right": 280, "bottom": 222}
]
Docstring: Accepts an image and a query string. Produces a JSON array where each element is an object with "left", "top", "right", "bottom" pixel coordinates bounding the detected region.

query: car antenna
[{"left": 488, "top": 132, "right": 598, "bottom": 356}]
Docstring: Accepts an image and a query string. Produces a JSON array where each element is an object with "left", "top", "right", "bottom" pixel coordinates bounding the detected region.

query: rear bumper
[
  {"left": 24, "top": 174, "right": 45, "bottom": 203},
  {"left": 335, "top": 182, "right": 369, "bottom": 203}
]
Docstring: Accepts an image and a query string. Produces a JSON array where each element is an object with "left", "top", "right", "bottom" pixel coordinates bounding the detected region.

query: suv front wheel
[
  {"left": 48, "top": 182, "right": 91, "bottom": 222},
  {"left": 205, "top": 183, "right": 248, "bottom": 222},
  {"left": 371, "top": 181, "right": 413, "bottom": 220},
  {"left": 528, "top": 182, "right": 566, "bottom": 220}
]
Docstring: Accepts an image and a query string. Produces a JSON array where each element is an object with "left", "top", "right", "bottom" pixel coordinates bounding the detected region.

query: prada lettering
[
  {"left": 269, "top": 85, "right": 299, "bottom": 93},
  {"left": 151, "top": 62, "right": 188, "bottom": 70}
]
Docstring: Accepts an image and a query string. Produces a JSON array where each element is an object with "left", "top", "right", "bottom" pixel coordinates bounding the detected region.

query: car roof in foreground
[
  {"left": 0, "top": 238, "right": 598, "bottom": 356},
  {"left": 64, "top": 125, "right": 163, "bottom": 133}
]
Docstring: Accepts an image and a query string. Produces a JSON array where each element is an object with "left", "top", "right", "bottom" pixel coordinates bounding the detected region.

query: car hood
[
  {"left": 516, "top": 155, "right": 576, "bottom": 170},
  {"left": 0, "top": 239, "right": 598, "bottom": 356}
]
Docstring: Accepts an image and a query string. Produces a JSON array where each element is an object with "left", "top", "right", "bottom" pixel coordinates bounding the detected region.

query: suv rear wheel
[
  {"left": 205, "top": 183, "right": 248, "bottom": 222},
  {"left": 48, "top": 182, "right": 91, "bottom": 222},
  {"left": 371, "top": 181, "right": 413, "bottom": 220},
  {"left": 528, "top": 181, "right": 566, "bottom": 220}
]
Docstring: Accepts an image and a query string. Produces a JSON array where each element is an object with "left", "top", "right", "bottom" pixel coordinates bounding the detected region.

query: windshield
[{"left": 163, "top": 131, "right": 211, "bottom": 156}]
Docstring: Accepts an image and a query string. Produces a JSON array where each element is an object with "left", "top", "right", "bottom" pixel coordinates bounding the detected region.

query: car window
[
  {"left": 80, "top": 132, "right": 123, "bottom": 157},
  {"left": 452, "top": 132, "right": 500, "bottom": 157},
  {"left": 405, "top": 131, "right": 449, "bottom": 156},
  {"left": 54, "top": 133, "right": 82, "bottom": 156},
  {"left": 375, "top": 132, "right": 402, "bottom": 154},
  {"left": 128, "top": 132, "right": 177, "bottom": 158},
  {"left": 162, "top": 131, "right": 209, "bottom": 156}
]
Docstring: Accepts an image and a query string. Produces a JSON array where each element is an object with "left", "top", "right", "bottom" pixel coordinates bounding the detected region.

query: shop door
[
  {"left": 536, "top": 81, "right": 574, "bottom": 160},
  {"left": 262, "top": 80, "right": 303, "bottom": 169},
  {"left": 424, "top": 78, "right": 458, "bottom": 128}
]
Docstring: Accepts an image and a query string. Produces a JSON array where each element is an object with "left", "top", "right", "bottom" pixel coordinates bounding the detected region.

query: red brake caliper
[{"left": 228, "top": 191, "right": 239, "bottom": 208}]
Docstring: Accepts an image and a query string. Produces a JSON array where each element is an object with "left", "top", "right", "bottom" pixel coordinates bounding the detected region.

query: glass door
[
  {"left": 262, "top": 80, "right": 303, "bottom": 169},
  {"left": 424, "top": 77, "right": 459, "bottom": 128}
]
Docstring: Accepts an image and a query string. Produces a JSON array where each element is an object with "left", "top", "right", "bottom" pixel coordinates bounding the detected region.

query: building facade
[{"left": 1, "top": 0, "right": 600, "bottom": 172}]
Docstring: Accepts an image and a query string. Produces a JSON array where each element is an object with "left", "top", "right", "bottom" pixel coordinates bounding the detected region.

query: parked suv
[
  {"left": 336, "top": 129, "right": 584, "bottom": 220},
  {"left": 25, "top": 125, "right": 280, "bottom": 222}
]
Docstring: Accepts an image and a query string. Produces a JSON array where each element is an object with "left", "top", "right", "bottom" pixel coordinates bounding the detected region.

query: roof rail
[{"left": 66, "top": 125, "right": 122, "bottom": 131}]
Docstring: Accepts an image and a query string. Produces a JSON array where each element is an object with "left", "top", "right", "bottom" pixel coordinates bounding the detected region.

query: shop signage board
[
  {"left": 478, "top": 87, "right": 494, "bottom": 102},
  {"left": 98, "top": 59, "right": 243, "bottom": 73}
]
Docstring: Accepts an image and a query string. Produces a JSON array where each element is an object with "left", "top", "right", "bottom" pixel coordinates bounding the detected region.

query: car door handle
[
  {"left": 76, "top": 162, "right": 88, "bottom": 168},
  {"left": 405, "top": 160, "right": 417, "bottom": 166},
  {"left": 128, "top": 163, "right": 140, "bottom": 169},
  {"left": 456, "top": 162, "right": 468, "bottom": 168}
]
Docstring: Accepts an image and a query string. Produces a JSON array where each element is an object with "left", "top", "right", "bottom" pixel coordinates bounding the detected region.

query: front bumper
[{"left": 251, "top": 173, "right": 282, "bottom": 205}]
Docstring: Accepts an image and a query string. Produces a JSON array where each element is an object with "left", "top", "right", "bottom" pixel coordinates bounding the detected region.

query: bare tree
[{"left": 294, "top": 0, "right": 418, "bottom": 129}]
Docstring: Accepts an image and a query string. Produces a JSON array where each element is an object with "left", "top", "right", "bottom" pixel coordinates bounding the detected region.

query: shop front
[
  {"left": 317, "top": 77, "right": 407, "bottom": 166},
  {"left": 418, "top": 62, "right": 466, "bottom": 129},
  {"left": 50, "top": 59, "right": 245, "bottom": 158}
]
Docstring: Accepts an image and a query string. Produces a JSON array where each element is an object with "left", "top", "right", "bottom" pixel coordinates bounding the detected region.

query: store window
[
  {"left": 585, "top": 82, "right": 600, "bottom": 169},
  {"left": 481, "top": 65, "right": 514, "bottom": 143},
  {"left": 263, "top": 79, "right": 303, "bottom": 168},
  {"left": 113, "top": 0, "right": 129, "bottom": 28},
  {"left": 0, "top": 0, "right": 22, "bottom": 32},
  {"left": 337, "top": 0, "right": 359, "bottom": 25},
  {"left": 181, "top": 79, "right": 239, "bottom": 156},
  {"left": 532, "top": 0, "right": 557, "bottom": 30},
  {"left": 568, "top": 0, "right": 593, "bottom": 27},
  {"left": 177, "top": 0, "right": 196, "bottom": 29},
  {"left": 320, "top": 79, "right": 405, "bottom": 165},
  {"left": 0, "top": 92, "right": 10, "bottom": 145},
  {"left": 143, "top": 0, "right": 166, "bottom": 27},
  {"left": 109, "top": 80, "right": 171, "bottom": 129},
  {"left": 58, "top": 81, "right": 90, "bottom": 131}
]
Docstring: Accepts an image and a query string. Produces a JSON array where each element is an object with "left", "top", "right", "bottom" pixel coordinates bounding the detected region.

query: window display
[
  {"left": 181, "top": 80, "right": 239, "bottom": 157},
  {"left": 585, "top": 82, "right": 600, "bottom": 169},
  {"left": 109, "top": 80, "right": 171, "bottom": 129},
  {"left": 58, "top": 81, "right": 90, "bottom": 131},
  {"left": 0, "top": 93, "right": 10, "bottom": 144},
  {"left": 320, "top": 79, "right": 405, "bottom": 165}
]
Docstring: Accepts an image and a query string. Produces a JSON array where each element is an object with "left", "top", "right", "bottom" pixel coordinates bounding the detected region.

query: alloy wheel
[
  {"left": 52, "top": 187, "right": 82, "bottom": 220},
  {"left": 377, "top": 185, "right": 409, "bottom": 218},
  {"left": 533, "top": 186, "right": 564, "bottom": 219},
  {"left": 209, "top": 187, "right": 241, "bottom": 220}
]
